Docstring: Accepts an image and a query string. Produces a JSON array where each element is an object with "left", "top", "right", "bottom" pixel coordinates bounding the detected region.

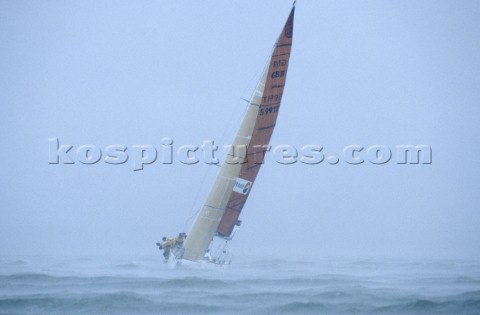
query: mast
[
  {"left": 182, "top": 69, "right": 268, "bottom": 261},
  {"left": 182, "top": 6, "right": 295, "bottom": 262},
  {"left": 217, "top": 6, "right": 295, "bottom": 236}
]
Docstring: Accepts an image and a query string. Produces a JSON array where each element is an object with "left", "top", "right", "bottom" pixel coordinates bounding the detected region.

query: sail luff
[
  {"left": 216, "top": 7, "right": 295, "bottom": 236},
  {"left": 182, "top": 6, "right": 295, "bottom": 261},
  {"left": 181, "top": 67, "right": 270, "bottom": 261}
]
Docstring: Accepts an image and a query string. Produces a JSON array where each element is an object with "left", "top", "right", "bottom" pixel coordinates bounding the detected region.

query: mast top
[{"left": 293, "top": 0, "right": 296, "bottom": 7}]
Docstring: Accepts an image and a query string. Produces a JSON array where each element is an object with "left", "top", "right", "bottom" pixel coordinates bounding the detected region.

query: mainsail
[{"left": 182, "top": 6, "right": 295, "bottom": 262}]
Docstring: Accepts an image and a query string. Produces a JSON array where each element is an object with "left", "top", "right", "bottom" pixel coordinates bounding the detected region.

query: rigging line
[
  {"left": 220, "top": 15, "right": 277, "bottom": 146},
  {"left": 216, "top": 50, "right": 271, "bottom": 150},
  {"left": 182, "top": 26, "right": 275, "bottom": 233},
  {"left": 239, "top": 42, "right": 273, "bottom": 107},
  {"left": 222, "top": 45, "right": 274, "bottom": 145},
  {"left": 183, "top": 164, "right": 215, "bottom": 230},
  {"left": 240, "top": 98, "right": 261, "bottom": 107}
]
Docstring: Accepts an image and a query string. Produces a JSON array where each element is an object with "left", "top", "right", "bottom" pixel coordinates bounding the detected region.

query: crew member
[
  {"left": 176, "top": 232, "right": 187, "bottom": 246},
  {"left": 159, "top": 236, "right": 176, "bottom": 260}
]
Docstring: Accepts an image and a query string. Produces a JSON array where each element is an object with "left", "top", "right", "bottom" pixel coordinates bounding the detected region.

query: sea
[{"left": 1, "top": 256, "right": 479, "bottom": 315}]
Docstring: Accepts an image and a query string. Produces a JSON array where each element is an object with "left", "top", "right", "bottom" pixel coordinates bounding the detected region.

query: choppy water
[{"left": 1, "top": 256, "right": 479, "bottom": 314}]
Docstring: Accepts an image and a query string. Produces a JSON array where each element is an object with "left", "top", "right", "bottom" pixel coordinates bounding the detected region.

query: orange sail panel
[{"left": 216, "top": 8, "right": 295, "bottom": 236}]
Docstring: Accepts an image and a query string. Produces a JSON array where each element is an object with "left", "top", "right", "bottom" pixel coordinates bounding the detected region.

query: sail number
[
  {"left": 273, "top": 59, "right": 287, "bottom": 67},
  {"left": 259, "top": 105, "right": 280, "bottom": 116},
  {"left": 262, "top": 93, "right": 283, "bottom": 104},
  {"left": 271, "top": 70, "right": 285, "bottom": 79},
  {"left": 271, "top": 59, "right": 287, "bottom": 79}
]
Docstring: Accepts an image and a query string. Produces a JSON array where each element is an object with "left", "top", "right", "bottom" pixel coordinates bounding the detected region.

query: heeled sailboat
[{"left": 164, "top": 4, "right": 295, "bottom": 265}]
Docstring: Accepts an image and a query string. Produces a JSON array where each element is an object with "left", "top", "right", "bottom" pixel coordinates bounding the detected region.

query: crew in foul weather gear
[{"left": 156, "top": 233, "right": 187, "bottom": 261}]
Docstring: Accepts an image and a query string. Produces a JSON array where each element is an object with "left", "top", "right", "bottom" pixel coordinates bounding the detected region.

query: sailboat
[{"left": 167, "top": 4, "right": 295, "bottom": 265}]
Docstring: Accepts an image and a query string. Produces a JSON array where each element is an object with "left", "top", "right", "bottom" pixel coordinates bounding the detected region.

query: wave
[
  {"left": 0, "top": 273, "right": 236, "bottom": 292},
  {"left": 1, "top": 284, "right": 479, "bottom": 315},
  {"left": 267, "top": 294, "right": 480, "bottom": 315},
  {"left": 1, "top": 257, "right": 479, "bottom": 315},
  {"left": 0, "top": 292, "right": 222, "bottom": 315},
  {"left": 9, "top": 260, "right": 30, "bottom": 266},
  {"left": 2, "top": 271, "right": 479, "bottom": 291},
  {"left": 113, "top": 263, "right": 140, "bottom": 269},
  {"left": 372, "top": 296, "right": 480, "bottom": 315}
]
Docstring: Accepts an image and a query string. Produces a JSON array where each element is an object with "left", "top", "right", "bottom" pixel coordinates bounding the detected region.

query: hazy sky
[{"left": 1, "top": 0, "right": 479, "bottom": 260}]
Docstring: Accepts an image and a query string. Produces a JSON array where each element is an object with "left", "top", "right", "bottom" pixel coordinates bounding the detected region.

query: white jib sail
[{"left": 182, "top": 66, "right": 269, "bottom": 261}]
